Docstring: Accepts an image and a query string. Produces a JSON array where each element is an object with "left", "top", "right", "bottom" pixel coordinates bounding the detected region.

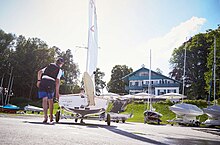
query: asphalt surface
[{"left": 0, "top": 114, "right": 220, "bottom": 145}]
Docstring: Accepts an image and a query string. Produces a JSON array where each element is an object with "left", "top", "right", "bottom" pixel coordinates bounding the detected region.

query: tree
[
  {"left": 11, "top": 36, "right": 55, "bottom": 99},
  {"left": 57, "top": 48, "right": 80, "bottom": 94},
  {"left": 155, "top": 68, "right": 163, "bottom": 74},
  {"left": 107, "top": 65, "right": 133, "bottom": 94},
  {"left": 0, "top": 29, "right": 81, "bottom": 99},
  {"left": 94, "top": 68, "right": 106, "bottom": 95},
  {"left": 204, "top": 26, "right": 220, "bottom": 101},
  {"left": 0, "top": 29, "right": 15, "bottom": 86},
  {"left": 169, "top": 28, "right": 220, "bottom": 100}
]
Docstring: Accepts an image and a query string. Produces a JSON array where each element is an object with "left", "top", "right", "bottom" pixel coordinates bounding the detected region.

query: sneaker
[
  {"left": 43, "top": 119, "right": 48, "bottom": 124},
  {"left": 49, "top": 120, "right": 55, "bottom": 125}
]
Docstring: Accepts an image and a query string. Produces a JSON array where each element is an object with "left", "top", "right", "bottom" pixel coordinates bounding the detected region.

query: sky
[{"left": 0, "top": 0, "right": 220, "bottom": 82}]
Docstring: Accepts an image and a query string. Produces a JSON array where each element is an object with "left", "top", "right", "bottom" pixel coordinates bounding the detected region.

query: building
[{"left": 123, "top": 66, "right": 181, "bottom": 95}]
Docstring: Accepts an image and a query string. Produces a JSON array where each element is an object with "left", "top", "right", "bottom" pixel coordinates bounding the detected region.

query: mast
[
  {"left": 182, "top": 40, "right": 187, "bottom": 103},
  {"left": 148, "top": 49, "right": 152, "bottom": 110},
  {"left": 214, "top": 36, "right": 216, "bottom": 104},
  {"left": 5, "top": 67, "right": 13, "bottom": 105},
  {"left": 7, "top": 76, "right": 14, "bottom": 104},
  {"left": 0, "top": 74, "right": 4, "bottom": 106},
  {"left": 0, "top": 74, "right": 4, "bottom": 87}
]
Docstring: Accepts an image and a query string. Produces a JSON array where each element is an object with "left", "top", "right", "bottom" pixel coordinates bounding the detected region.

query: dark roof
[{"left": 122, "top": 67, "right": 181, "bottom": 83}]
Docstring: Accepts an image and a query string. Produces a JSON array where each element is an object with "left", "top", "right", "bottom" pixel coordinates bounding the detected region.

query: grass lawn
[
  {"left": 122, "top": 101, "right": 176, "bottom": 124},
  {"left": 121, "top": 99, "right": 215, "bottom": 124}
]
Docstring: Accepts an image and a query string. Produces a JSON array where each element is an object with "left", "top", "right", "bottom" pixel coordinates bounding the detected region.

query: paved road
[{"left": 0, "top": 114, "right": 219, "bottom": 145}]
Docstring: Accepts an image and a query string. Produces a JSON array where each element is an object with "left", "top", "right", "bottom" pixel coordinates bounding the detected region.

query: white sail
[{"left": 87, "top": 0, "right": 98, "bottom": 78}]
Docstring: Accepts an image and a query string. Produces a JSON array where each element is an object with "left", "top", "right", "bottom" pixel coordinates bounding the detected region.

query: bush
[
  {"left": 183, "top": 99, "right": 208, "bottom": 108},
  {"left": 10, "top": 97, "right": 42, "bottom": 108}
]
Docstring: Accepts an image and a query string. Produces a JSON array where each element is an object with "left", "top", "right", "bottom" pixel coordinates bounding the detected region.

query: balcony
[{"left": 125, "top": 85, "right": 143, "bottom": 91}]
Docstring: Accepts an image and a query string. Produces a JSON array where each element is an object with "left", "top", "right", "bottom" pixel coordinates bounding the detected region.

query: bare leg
[
  {"left": 48, "top": 99, "right": 54, "bottom": 122},
  {"left": 42, "top": 97, "right": 48, "bottom": 122}
]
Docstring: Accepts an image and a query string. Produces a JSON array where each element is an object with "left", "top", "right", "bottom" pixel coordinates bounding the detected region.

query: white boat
[
  {"left": 203, "top": 105, "right": 220, "bottom": 126},
  {"left": 109, "top": 112, "right": 133, "bottom": 123},
  {"left": 203, "top": 37, "right": 220, "bottom": 126},
  {"left": 56, "top": 0, "right": 111, "bottom": 125},
  {"left": 24, "top": 105, "right": 43, "bottom": 114},
  {"left": 59, "top": 89, "right": 108, "bottom": 117},
  {"left": 203, "top": 105, "right": 220, "bottom": 119},
  {"left": 170, "top": 103, "right": 203, "bottom": 118},
  {"left": 168, "top": 103, "right": 203, "bottom": 126},
  {"left": 144, "top": 110, "right": 162, "bottom": 124}
]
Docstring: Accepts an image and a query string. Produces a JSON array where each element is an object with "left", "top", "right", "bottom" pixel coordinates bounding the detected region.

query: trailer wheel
[
  {"left": 122, "top": 120, "right": 125, "bottom": 123},
  {"left": 55, "top": 111, "right": 60, "bottom": 123},
  {"left": 157, "top": 119, "right": 160, "bottom": 125},
  {"left": 195, "top": 121, "right": 200, "bottom": 127},
  {"left": 75, "top": 119, "right": 78, "bottom": 123},
  {"left": 107, "top": 113, "right": 111, "bottom": 126},
  {"left": 116, "top": 120, "right": 119, "bottom": 123}
]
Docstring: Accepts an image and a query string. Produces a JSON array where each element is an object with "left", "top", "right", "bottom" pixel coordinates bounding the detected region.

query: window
[
  {"left": 165, "top": 80, "right": 167, "bottom": 84},
  {"left": 135, "top": 82, "right": 138, "bottom": 86},
  {"left": 139, "top": 72, "right": 148, "bottom": 76}
]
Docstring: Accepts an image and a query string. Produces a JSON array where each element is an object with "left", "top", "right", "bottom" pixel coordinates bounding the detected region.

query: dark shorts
[{"left": 38, "top": 79, "right": 55, "bottom": 99}]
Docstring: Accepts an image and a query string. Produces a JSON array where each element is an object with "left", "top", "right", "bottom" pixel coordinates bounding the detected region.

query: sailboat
[
  {"left": 203, "top": 36, "right": 220, "bottom": 126},
  {"left": 143, "top": 49, "right": 162, "bottom": 124},
  {"left": 168, "top": 39, "right": 203, "bottom": 126},
  {"left": 56, "top": 0, "right": 110, "bottom": 125},
  {"left": 0, "top": 69, "right": 20, "bottom": 113}
]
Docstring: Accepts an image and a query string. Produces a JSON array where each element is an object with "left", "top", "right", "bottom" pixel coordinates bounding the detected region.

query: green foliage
[
  {"left": 152, "top": 102, "right": 176, "bottom": 124},
  {"left": 107, "top": 65, "right": 133, "bottom": 94},
  {"left": 0, "top": 29, "right": 80, "bottom": 99},
  {"left": 95, "top": 68, "right": 106, "bottom": 95},
  {"left": 57, "top": 48, "right": 80, "bottom": 94},
  {"left": 124, "top": 102, "right": 145, "bottom": 123},
  {"left": 122, "top": 101, "right": 176, "bottom": 123},
  {"left": 183, "top": 99, "right": 208, "bottom": 108},
  {"left": 106, "top": 102, "right": 113, "bottom": 112},
  {"left": 57, "top": 48, "right": 79, "bottom": 85},
  {"left": 169, "top": 26, "right": 220, "bottom": 100},
  {"left": 217, "top": 98, "right": 220, "bottom": 105},
  {"left": 10, "top": 97, "right": 42, "bottom": 108}
]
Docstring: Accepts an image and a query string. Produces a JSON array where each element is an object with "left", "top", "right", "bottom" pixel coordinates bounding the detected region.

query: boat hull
[
  {"left": 203, "top": 105, "right": 220, "bottom": 119},
  {"left": 0, "top": 104, "right": 20, "bottom": 113},
  {"left": 59, "top": 94, "right": 109, "bottom": 116},
  {"left": 170, "top": 103, "right": 203, "bottom": 117},
  {"left": 144, "top": 110, "right": 162, "bottom": 124},
  {"left": 24, "top": 105, "right": 43, "bottom": 113}
]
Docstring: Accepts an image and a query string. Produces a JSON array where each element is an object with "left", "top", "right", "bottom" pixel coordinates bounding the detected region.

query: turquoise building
[{"left": 123, "top": 66, "right": 181, "bottom": 95}]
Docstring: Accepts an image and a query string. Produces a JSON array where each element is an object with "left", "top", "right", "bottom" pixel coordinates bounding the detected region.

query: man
[{"left": 37, "top": 57, "right": 64, "bottom": 124}]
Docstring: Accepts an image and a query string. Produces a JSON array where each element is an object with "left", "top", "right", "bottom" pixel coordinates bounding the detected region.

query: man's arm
[
  {"left": 37, "top": 69, "right": 43, "bottom": 88},
  {"left": 55, "top": 79, "right": 60, "bottom": 101}
]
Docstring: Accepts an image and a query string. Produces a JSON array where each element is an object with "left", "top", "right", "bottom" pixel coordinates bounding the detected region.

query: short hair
[{"left": 56, "top": 57, "right": 64, "bottom": 64}]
